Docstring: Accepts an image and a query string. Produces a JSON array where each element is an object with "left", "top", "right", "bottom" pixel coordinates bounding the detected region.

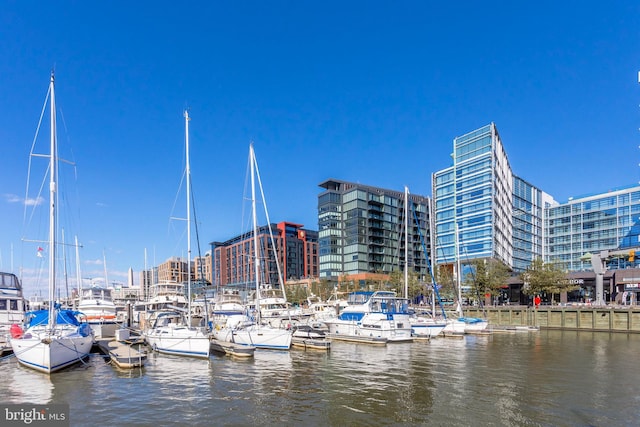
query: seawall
[{"left": 459, "top": 306, "right": 640, "bottom": 333}]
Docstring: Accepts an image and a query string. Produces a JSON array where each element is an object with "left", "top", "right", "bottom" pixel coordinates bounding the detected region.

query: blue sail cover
[{"left": 24, "top": 309, "right": 85, "bottom": 327}]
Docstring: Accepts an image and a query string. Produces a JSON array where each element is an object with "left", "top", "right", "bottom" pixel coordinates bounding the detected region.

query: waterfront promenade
[{"left": 462, "top": 305, "right": 640, "bottom": 333}]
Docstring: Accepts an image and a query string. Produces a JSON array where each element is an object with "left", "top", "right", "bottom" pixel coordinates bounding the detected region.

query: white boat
[
  {"left": 210, "top": 287, "right": 246, "bottom": 327},
  {"left": 303, "top": 293, "right": 340, "bottom": 323},
  {"left": 213, "top": 313, "right": 291, "bottom": 350},
  {"left": 143, "top": 111, "right": 211, "bottom": 358},
  {"left": 323, "top": 291, "right": 413, "bottom": 343},
  {"left": 443, "top": 315, "right": 489, "bottom": 335},
  {"left": 10, "top": 73, "right": 94, "bottom": 373},
  {"left": 77, "top": 285, "right": 118, "bottom": 338},
  {"left": 250, "top": 284, "right": 309, "bottom": 328},
  {"left": 0, "top": 272, "right": 26, "bottom": 355},
  {"left": 211, "top": 144, "right": 291, "bottom": 350},
  {"left": 144, "top": 310, "right": 210, "bottom": 358},
  {"left": 291, "top": 324, "right": 331, "bottom": 350},
  {"left": 135, "top": 280, "right": 189, "bottom": 329}
]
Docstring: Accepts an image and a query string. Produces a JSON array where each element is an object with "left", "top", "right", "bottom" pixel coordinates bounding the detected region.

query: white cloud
[{"left": 4, "top": 194, "right": 44, "bottom": 206}]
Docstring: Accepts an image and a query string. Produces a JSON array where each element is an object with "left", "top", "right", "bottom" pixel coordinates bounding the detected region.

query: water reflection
[
  {"left": 1, "top": 332, "right": 638, "bottom": 426},
  {"left": 4, "top": 364, "right": 54, "bottom": 403}
]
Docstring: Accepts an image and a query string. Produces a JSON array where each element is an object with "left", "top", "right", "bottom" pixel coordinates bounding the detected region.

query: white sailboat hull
[
  {"left": 144, "top": 325, "right": 211, "bottom": 358},
  {"left": 410, "top": 320, "right": 447, "bottom": 338},
  {"left": 443, "top": 318, "right": 489, "bottom": 335},
  {"left": 10, "top": 326, "right": 93, "bottom": 374},
  {"left": 213, "top": 325, "right": 291, "bottom": 350}
]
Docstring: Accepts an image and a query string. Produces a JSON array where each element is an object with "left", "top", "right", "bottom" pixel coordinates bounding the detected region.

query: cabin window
[
  {"left": 10, "top": 300, "right": 18, "bottom": 310},
  {"left": 0, "top": 299, "right": 6, "bottom": 310}
]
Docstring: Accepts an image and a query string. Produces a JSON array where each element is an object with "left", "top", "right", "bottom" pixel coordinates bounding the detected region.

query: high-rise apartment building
[
  {"left": 432, "top": 123, "right": 550, "bottom": 273},
  {"left": 210, "top": 221, "right": 318, "bottom": 287},
  {"left": 317, "top": 179, "right": 432, "bottom": 282}
]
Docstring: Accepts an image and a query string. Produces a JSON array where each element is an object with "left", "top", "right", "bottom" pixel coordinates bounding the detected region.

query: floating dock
[
  {"left": 97, "top": 329, "right": 147, "bottom": 368},
  {"left": 291, "top": 336, "right": 331, "bottom": 350},
  {"left": 326, "top": 333, "right": 387, "bottom": 345},
  {"left": 210, "top": 338, "right": 255, "bottom": 358}
]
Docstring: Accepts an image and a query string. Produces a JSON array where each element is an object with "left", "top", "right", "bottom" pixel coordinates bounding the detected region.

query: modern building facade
[
  {"left": 194, "top": 252, "right": 213, "bottom": 284},
  {"left": 157, "top": 257, "right": 190, "bottom": 283},
  {"left": 317, "top": 179, "right": 432, "bottom": 282},
  {"left": 513, "top": 176, "right": 555, "bottom": 272},
  {"left": 432, "top": 123, "right": 550, "bottom": 274},
  {"left": 545, "top": 184, "right": 640, "bottom": 271},
  {"left": 210, "top": 221, "right": 318, "bottom": 287}
]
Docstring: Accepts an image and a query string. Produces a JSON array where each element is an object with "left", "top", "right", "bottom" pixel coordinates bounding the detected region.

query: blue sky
[{"left": 1, "top": 2, "right": 639, "bottom": 296}]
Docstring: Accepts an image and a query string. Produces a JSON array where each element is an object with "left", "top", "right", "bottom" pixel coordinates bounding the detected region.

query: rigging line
[
  {"left": 23, "top": 84, "right": 51, "bottom": 231},
  {"left": 410, "top": 201, "right": 446, "bottom": 319},
  {"left": 411, "top": 202, "right": 447, "bottom": 319},
  {"left": 460, "top": 245, "right": 487, "bottom": 317},
  {"left": 189, "top": 180, "right": 204, "bottom": 282},
  {"left": 252, "top": 149, "right": 285, "bottom": 295}
]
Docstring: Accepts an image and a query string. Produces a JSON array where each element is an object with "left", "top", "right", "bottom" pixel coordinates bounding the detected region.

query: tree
[
  {"left": 463, "top": 259, "right": 511, "bottom": 305},
  {"left": 387, "top": 268, "right": 424, "bottom": 301},
  {"left": 435, "top": 265, "right": 456, "bottom": 300},
  {"left": 520, "top": 257, "right": 572, "bottom": 304}
]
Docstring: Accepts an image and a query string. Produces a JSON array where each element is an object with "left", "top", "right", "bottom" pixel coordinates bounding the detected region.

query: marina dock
[
  {"left": 96, "top": 329, "right": 147, "bottom": 368},
  {"left": 210, "top": 338, "right": 255, "bottom": 358}
]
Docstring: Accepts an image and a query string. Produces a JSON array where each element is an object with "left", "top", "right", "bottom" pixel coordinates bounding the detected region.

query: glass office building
[{"left": 545, "top": 185, "right": 640, "bottom": 271}]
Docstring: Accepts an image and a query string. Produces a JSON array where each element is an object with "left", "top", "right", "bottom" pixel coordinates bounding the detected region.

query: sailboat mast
[
  {"left": 75, "top": 235, "right": 82, "bottom": 295},
  {"left": 185, "top": 110, "right": 192, "bottom": 326},
  {"left": 454, "top": 222, "right": 463, "bottom": 316},
  {"left": 250, "top": 144, "right": 261, "bottom": 324},
  {"left": 103, "top": 250, "right": 109, "bottom": 288},
  {"left": 404, "top": 186, "right": 409, "bottom": 300},
  {"left": 48, "top": 72, "right": 57, "bottom": 328}
]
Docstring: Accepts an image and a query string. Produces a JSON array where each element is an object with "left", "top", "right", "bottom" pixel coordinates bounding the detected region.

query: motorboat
[
  {"left": 0, "top": 272, "right": 26, "bottom": 355},
  {"left": 323, "top": 291, "right": 413, "bottom": 343}
]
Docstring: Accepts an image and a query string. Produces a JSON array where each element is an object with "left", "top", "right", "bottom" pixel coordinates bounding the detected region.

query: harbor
[{"left": 1, "top": 330, "right": 636, "bottom": 426}]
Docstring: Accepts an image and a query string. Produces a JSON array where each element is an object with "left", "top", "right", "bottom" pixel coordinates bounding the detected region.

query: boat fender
[{"left": 10, "top": 324, "right": 23, "bottom": 339}]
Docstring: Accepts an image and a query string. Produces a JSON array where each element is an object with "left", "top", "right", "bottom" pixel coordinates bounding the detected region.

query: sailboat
[
  {"left": 77, "top": 248, "right": 118, "bottom": 339},
  {"left": 402, "top": 187, "right": 447, "bottom": 339},
  {"left": 143, "top": 110, "right": 211, "bottom": 358},
  {"left": 9, "top": 73, "right": 94, "bottom": 374},
  {"left": 441, "top": 223, "right": 489, "bottom": 335},
  {"left": 211, "top": 143, "right": 292, "bottom": 350}
]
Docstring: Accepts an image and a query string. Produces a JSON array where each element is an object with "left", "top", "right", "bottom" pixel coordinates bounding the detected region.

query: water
[{"left": 1, "top": 331, "right": 638, "bottom": 426}]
